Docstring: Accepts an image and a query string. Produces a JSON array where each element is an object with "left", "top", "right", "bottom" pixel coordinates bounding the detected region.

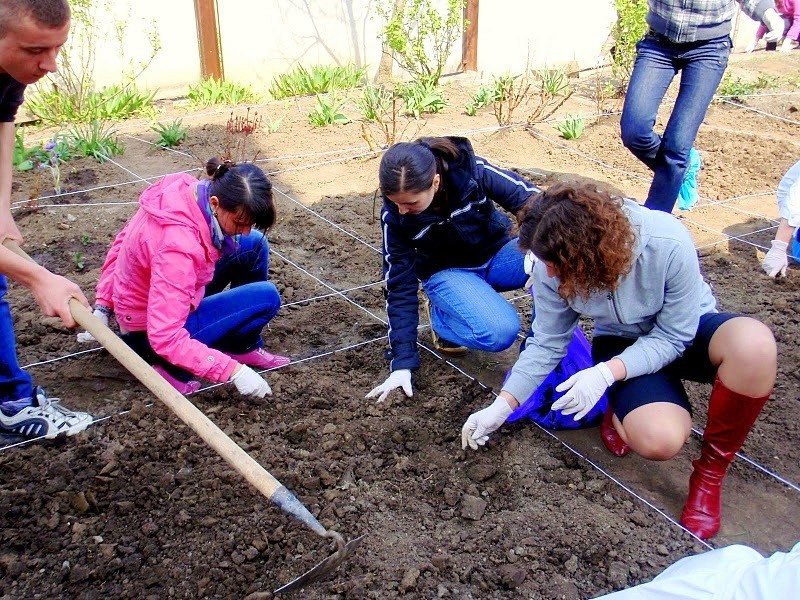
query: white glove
[
  {"left": 744, "top": 39, "right": 758, "bottom": 53},
  {"left": 461, "top": 396, "right": 514, "bottom": 450},
  {"left": 230, "top": 365, "right": 272, "bottom": 398},
  {"left": 780, "top": 38, "right": 795, "bottom": 53},
  {"left": 763, "top": 8, "right": 785, "bottom": 43},
  {"left": 762, "top": 239, "right": 788, "bottom": 278},
  {"left": 552, "top": 362, "right": 615, "bottom": 421},
  {"left": 365, "top": 369, "right": 412, "bottom": 403},
  {"left": 523, "top": 250, "right": 538, "bottom": 291},
  {"left": 76, "top": 307, "right": 111, "bottom": 343}
]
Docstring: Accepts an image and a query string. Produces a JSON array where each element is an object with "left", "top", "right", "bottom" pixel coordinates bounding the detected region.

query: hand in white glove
[
  {"left": 780, "top": 38, "right": 795, "bottom": 53},
  {"left": 461, "top": 396, "right": 514, "bottom": 450},
  {"left": 762, "top": 239, "right": 788, "bottom": 278},
  {"left": 552, "top": 362, "right": 615, "bottom": 421},
  {"left": 744, "top": 39, "right": 758, "bottom": 53},
  {"left": 523, "top": 250, "right": 538, "bottom": 291},
  {"left": 365, "top": 369, "right": 412, "bottom": 403},
  {"left": 230, "top": 365, "right": 272, "bottom": 398},
  {"left": 763, "top": 8, "right": 785, "bottom": 43},
  {"left": 76, "top": 306, "right": 111, "bottom": 343}
]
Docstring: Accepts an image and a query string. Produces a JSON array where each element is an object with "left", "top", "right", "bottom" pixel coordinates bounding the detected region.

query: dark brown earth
[{"left": 1, "top": 51, "right": 799, "bottom": 599}]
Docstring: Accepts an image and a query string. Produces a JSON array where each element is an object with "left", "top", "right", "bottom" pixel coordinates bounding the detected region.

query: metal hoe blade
[{"left": 274, "top": 531, "right": 366, "bottom": 594}]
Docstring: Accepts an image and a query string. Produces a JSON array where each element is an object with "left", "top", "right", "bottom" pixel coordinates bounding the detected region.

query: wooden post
[
  {"left": 194, "top": 0, "right": 224, "bottom": 81},
  {"left": 462, "top": 0, "right": 478, "bottom": 72}
]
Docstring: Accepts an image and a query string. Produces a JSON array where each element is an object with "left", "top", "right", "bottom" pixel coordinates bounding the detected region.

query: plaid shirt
[{"left": 647, "top": 0, "right": 775, "bottom": 42}]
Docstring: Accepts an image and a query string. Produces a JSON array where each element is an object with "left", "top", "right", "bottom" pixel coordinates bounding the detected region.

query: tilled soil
[{"left": 2, "top": 54, "right": 800, "bottom": 599}]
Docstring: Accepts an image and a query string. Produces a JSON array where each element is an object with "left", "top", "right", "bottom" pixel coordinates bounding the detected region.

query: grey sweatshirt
[{"left": 503, "top": 200, "right": 717, "bottom": 404}]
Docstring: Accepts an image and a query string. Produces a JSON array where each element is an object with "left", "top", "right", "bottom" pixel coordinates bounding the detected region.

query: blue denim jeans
[
  {"left": 123, "top": 231, "right": 281, "bottom": 381},
  {"left": 620, "top": 33, "right": 731, "bottom": 213},
  {"left": 422, "top": 238, "right": 528, "bottom": 351},
  {"left": 0, "top": 275, "right": 33, "bottom": 403}
]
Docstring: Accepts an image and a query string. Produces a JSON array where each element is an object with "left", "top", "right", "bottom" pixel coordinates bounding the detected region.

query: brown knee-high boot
[{"left": 680, "top": 375, "right": 770, "bottom": 539}]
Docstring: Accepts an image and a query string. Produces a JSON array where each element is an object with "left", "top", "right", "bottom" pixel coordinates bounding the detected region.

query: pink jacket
[
  {"left": 756, "top": 0, "right": 800, "bottom": 41},
  {"left": 95, "top": 173, "right": 238, "bottom": 383}
]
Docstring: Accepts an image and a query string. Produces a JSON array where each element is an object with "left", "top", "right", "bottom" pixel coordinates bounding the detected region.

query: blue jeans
[
  {"left": 123, "top": 232, "right": 281, "bottom": 380},
  {"left": 422, "top": 238, "right": 527, "bottom": 351},
  {"left": 0, "top": 275, "right": 33, "bottom": 403},
  {"left": 621, "top": 33, "right": 731, "bottom": 213}
]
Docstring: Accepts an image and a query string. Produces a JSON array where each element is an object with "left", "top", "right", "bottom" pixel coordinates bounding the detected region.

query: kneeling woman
[
  {"left": 88, "top": 159, "right": 289, "bottom": 398},
  {"left": 462, "top": 183, "right": 776, "bottom": 540}
]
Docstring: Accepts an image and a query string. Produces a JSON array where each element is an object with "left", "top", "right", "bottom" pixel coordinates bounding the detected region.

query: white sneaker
[{"left": 0, "top": 387, "right": 92, "bottom": 439}]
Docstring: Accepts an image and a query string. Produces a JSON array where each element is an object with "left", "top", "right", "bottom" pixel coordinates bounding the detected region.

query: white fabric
[
  {"left": 76, "top": 308, "right": 110, "bottom": 343},
  {"left": 230, "top": 365, "right": 271, "bottom": 398},
  {"left": 776, "top": 160, "right": 800, "bottom": 228},
  {"left": 593, "top": 542, "right": 800, "bottom": 600},
  {"left": 552, "top": 362, "right": 615, "bottom": 421},
  {"left": 762, "top": 240, "right": 789, "bottom": 278},
  {"left": 764, "top": 8, "right": 786, "bottom": 42},
  {"left": 461, "top": 396, "right": 514, "bottom": 450},
  {"left": 365, "top": 369, "right": 413, "bottom": 402}
]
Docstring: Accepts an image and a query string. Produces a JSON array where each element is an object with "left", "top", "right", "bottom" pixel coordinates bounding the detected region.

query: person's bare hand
[
  {"left": 0, "top": 211, "right": 23, "bottom": 245},
  {"left": 30, "top": 272, "right": 89, "bottom": 328}
]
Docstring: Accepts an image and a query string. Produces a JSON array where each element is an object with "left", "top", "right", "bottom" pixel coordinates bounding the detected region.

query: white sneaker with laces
[{"left": 0, "top": 387, "right": 92, "bottom": 439}]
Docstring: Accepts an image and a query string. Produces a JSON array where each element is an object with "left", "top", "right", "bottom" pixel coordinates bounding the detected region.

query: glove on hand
[
  {"left": 780, "top": 38, "right": 795, "bottom": 53},
  {"left": 744, "top": 39, "right": 758, "bottom": 54},
  {"left": 76, "top": 306, "right": 111, "bottom": 343},
  {"left": 230, "top": 365, "right": 272, "bottom": 398},
  {"left": 461, "top": 396, "right": 514, "bottom": 450},
  {"left": 523, "top": 250, "right": 538, "bottom": 291},
  {"left": 762, "top": 239, "right": 789, "bottom": 278},
  {"left": 365, "top": 369, "right": 412, "bottom": 403},
  {"left": 763, "top": 8, "right": 785, "bottom": 43},
  {"left": 553, "top": 362, "right": 615, "bottom": 421}
]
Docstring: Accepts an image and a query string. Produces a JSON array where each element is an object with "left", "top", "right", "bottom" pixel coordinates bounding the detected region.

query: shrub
[{"left": 610, "top": 0, "right": 648, "bottom": 92}]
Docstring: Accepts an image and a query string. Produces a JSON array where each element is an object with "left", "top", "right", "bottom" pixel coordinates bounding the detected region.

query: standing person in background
[
  {"left": 762, "top": 159, "right": 800, "bottom": 277},
  {"left": 462, "top": 183, "right": 777, "bottom": 540},
  {"left": 746, "top": 0, "right": 800, "bottom": 52},
  {"left": 621, "top": 0, "right": 785, "bottom": 213},
  {"left": 366, "top": 136, "right": 540, "bottom": 402},
  {"left": 0, "top": 0, "right": 94, "bottom": 440}
]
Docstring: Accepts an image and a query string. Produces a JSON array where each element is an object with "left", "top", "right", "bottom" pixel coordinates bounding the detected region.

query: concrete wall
[{"left": 64, "top": 1, "right": 766, "bottom": 99}]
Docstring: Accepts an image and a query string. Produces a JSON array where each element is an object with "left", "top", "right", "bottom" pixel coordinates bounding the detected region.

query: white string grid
[{"left": 4, "top": 92, "right": 798, "bottom": 551}]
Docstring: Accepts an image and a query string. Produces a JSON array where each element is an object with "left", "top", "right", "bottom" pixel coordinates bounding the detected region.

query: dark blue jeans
[
  {"left": 123, "top": 231, "right": 281, "bottom": 381},
  {"left": 621, "top": 33, "right": 731, "bottom": 213},
  {"left": 0, "top": 275, "right": 33, "bottom": 403}
]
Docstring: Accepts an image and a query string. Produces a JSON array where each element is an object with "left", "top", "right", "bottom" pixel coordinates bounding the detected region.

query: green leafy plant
[
  {"left": 72, "top": 251, "right": 85, "bottom": 271},
  {"left": 357, "top": 85, "right": 395, "bottom": 122},
  {"left": 269, "top": 64, "right": 367, "bottom": 99},
  {"left": 715, "top": 74, "right": 780, "bottom": 102},
  {"left": 307, "top": 94, "right": 351, "bottom": 127},
  {"left": 67, "top": 121, "right": 124, "bottom": 162},
  {"left": 553, "top": 114, "right": 586, "bottom": 139},
  {"left": 187, "top": 78, "right": 259, "bottom": 107},
  {"left": 491, "top": 73, "right": 531, "bottom": 126},
  {"left": 151, "top": 119, "right": 189, "bottom": 148},
  {"left": 36, "top": 138, "right": 73, "bottom": 194},
  {"left": 465, "top": 85, "right": 494, "bottom": 116},
  {"left": 610, "top": 0, "right": 648, "bottom": 93},
  {"left": 357, "top": 86, "right": 404, "bottom": 149},
  {"left": 397, "top": 80, "right": 446, "bottom": 118},
  {"left": 527, "top": 68, "right": 573, "bottom": 124},
  {"left": 27, "top": 0, "right": 160, "bottom": 125},
  {"left": 377, "top": 0, "right": 466, "bottom": 87},
  {"left": 13, "top": 127, "right": 49, "bottom": 171},
  {"left": 265, "top": 118, "right": 283, "bottom": 133},
  {"left": 80, "top": 234, "right": 91, "bottom": 246}
]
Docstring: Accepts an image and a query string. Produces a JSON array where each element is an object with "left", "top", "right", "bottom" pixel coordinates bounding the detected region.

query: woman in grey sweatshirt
[{"left": 461, "top": 182, "right": 776, "bottom": 540}]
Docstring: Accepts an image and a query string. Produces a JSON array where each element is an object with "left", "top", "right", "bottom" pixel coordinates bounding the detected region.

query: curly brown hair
[{"left": 518, "top": 182, "right": 635, "bottom": 301}]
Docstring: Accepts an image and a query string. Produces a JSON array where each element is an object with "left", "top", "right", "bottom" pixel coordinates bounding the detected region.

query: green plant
[
  {"left": 610, "top": 0, "right": 648, "bottom": 93},
  {"left": 714, "top": 74, "right": 778, "bottom": 102},
  {"left": 553, "top": 114, "right": 586, "bottom": 139},
  {"left": 377, "top": 0, "right": 466, "bottom": 87},
  {"left": 527, "top": 68, "right": 573, "bottom": 124},
  {"left": 72, "top": 251, "right": 85, "bottom": 271},
  {"left": 36, "top": 138, "right": 72, "bottom": 194},
  {"left": 357, "top": 85, "right": 395, "bottom": 122},
  {"left": 187, "top": 78, "right": 259, "bottom": 107},
  {"left": 28, "top": 0, "right": 160, "bottom": 125},
  {"left": 491, "top": 73, "right": 531, "bottom": 126},
  {"left": 465, "top": 85, "right": 494, "bottom": 116},
  {"left": 397, "top": 80, "right": 446, "bottom": 118},
  {"left": 307, "top": 94, "right": 351, "bottom": 127},
  {"left": 265, "top": 118, "right": 283, "bottom": 133},
  {"left": 13, "top": 128, "right": 49, "bottom": 171},
  {"left": 151, "top": 119, "right": 189, "bottom": 148},
  {"left": 357, "top": 86, "right": 404, "bottom": 149},
  {"left": 67, "top": 121, "right": 124, "bottom": 162},
  {"left": 80, "top": 234, "right": 91, "bottom": 246},
  {"left": 269, "top": 64, "right": 367, "bottom": 99}
]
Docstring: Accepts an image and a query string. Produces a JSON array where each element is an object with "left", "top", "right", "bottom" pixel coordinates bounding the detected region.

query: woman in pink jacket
[
  {"left": 82, "top": 158, "right": 288, "bottom": 397},
  {"left": 747, "top": 0, "right": 800, "bottom": 52}
]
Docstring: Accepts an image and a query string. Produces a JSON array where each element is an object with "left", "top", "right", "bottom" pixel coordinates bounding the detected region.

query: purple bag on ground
[{"left": 506, "top": 327, "right": 608, "bottom": 430}]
